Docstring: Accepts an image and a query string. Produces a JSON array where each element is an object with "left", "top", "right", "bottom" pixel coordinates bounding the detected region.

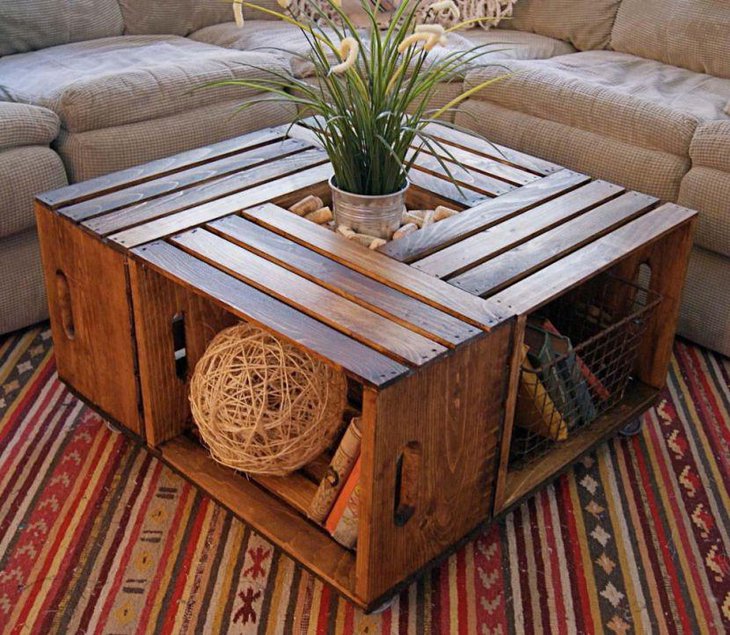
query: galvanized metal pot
[{"left": 329, "top": 176, "right": 408, "bottom": 240}]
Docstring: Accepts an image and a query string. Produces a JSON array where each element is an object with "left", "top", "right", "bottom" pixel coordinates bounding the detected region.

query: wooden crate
[{"left": 35, "top": 122, "right": 697, "bottom": 609}]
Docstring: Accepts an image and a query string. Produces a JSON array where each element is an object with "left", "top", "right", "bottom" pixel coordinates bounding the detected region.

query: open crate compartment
[{"left": 509, "top": 274, "right": 662, "bottom": 468}]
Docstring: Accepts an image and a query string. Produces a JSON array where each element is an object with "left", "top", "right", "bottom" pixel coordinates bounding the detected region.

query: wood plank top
[{"left": 39, "top": 122, "right": 699, "bottom": 380}]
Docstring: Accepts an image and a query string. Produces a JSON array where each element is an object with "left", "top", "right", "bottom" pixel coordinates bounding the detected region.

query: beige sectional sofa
[{"left": 1, "top": 0, "right": 728, "bottom": 356}]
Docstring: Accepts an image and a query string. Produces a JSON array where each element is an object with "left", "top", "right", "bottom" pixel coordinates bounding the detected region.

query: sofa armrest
[{"left": 0, "top": 102, "right": 60, "bottom": 150}]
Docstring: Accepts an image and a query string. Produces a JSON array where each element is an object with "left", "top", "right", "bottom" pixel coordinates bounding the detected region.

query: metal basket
[{"left": 509, "top": 274, "right": 662, "bottom": 467}]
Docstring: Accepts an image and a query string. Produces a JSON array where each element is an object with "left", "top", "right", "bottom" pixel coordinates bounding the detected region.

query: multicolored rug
[{"left": 0, "top": 324, "right": 728, "bottom": 634}]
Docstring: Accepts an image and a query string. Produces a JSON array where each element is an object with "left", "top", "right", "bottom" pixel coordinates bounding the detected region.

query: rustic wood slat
[
  {"left": 407, "top": 168, "right": 487, "bottom": 207},
  {"left": 418, "top": 142, "right": 541, "bottom": 186},
  {"left": 378, "top": 170, "right": 591, "bottom": 263},
  {"left": 450, "top": 192, "right": 660, "bottom": 296},
  {"left": 159, "top": 435, "right": 360, "bottom": 604},
  {"left": 240, "top": 203, "right": 504, "bottom": 329},
  {"left": 41, "top": 127, "right": 289, "bottom": 210},
  {"left": 171, "top": 228, "right": 447, "bottom": 366},
  {"left": 422, "top": 123, "right": 560, "bottom": 176},
  {"left": 132, "top": 240, "right": 409, "bottom": 387},
  {"left": 482, "top": 203, "right": 697, "bottom": 316},
  {"left": 66, "top": 138, "right": 311, "bottom": 222},
  {"left": 409, "top": 152, "right": 514, "bottom": 198},
  {"left": 208, "top": 215, "right": 480, "bottom": 347},
  {"left": 413, "top": 180, "right": 625, "bottom": 278},
  {"left": 110, "top": 163, "right": 334, "bottom": 248},
  {"left": 89, "top": 147, "right": 328, "bottom": 236}
]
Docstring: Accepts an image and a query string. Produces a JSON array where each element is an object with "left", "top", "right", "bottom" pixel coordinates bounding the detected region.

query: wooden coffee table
[{"left": 35, "top": 122, "right": 696, "bottom": 610}]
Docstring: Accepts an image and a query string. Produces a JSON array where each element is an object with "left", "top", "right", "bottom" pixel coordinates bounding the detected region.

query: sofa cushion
[
  {"left": 611, "top": 0, "right": 730, "bottom": 80},
  {"left": 0, "top": 103, "right": 60, "bottom": 151},
  {"left": 118, "top": 0, "right": 233, "bottom": 36},
  {"left": 190, "top": 20, "right": 576, "bottom": 78},
  {"left": 500, "top": 0, "right": 622, "bottom": 51},
  {"left": 464, "top": 51, "right": 730, "bottom": 157},
  {"left": 0, "top": 146, "right": 67, "bottom": 238},
  {"left": 0, "top": 0, "right": 123, "bottom": 56},
  {"left": 678, "top": 121, "right": 730, "bottom": 257},
  {"left": 0, "top": 36, "right": 291, "bottom": 134}
]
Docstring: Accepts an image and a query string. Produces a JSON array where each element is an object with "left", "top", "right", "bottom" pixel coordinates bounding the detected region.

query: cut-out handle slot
[
  {"left": 394, "top": 441, "right": 421, "bottom": 527},
  {"left": 172, "top": 313, "right": 187, "bottom": 380},
  {"left": 55, "top": 270, "right": 75, "bottom": 340}
]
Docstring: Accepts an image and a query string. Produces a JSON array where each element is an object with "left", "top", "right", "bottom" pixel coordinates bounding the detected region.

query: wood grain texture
[
  {"left": 378, "top": 170, "right": 591, "bottom": 263},
  {"left": 413, "top": 180, "right": 625, "bottom": 278},
  {"left": 42, "top": 127, "right": 288, "bottom": 210},
  {"left": 86, "top": 145, "right": 325, "bottom": 236},
  {"left": 208, "top": 215, "right": 481, "bottom": 347},
  {"left": 129, "top": 259, "right": 238, "bottom": 446},
  {"left": 71, "top": 138, "right": 311, "bottom": 224},
  {"left": 35, "top": 203, "right": 142, "bottom": 434},
  {"left": 450, "top": 192, "right": 660, "bottom": 296},
  {"left": 355, "top": 322, "right": 513, "bottom": 600},
  {"left": 483, "top": 204, "right": 698, "bottom": 318},
  {"left": 110, "top": 163, "right": 334, "bottom": 248},
  {"left": 241, "top": 204, "right": 504, "bottom": 329},
  {"left": 131, "top": 240, "right": 409, "bottom": 387},
  {"left": 422, "top": 123, "right": 561, "bottom": 176},
  {"left": 171, "top": 228, "right": 447, "bottom": 366},
  {"left": 160, "top": 435, "right": 359, "bottom": 604},
  {"left": 410, "top": 152, "right": 513, "bottom": 198}
]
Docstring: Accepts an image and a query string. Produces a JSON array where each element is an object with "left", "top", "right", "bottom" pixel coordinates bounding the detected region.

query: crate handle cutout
[
  {"left": 171, "top": 313, "right": 187, "bottom": 380},
  {"left": 55, "top": 270, "right": 75, "bottom": 340},
  {"left": 394, "top": 441, "right": 421, "bottom": 526}
]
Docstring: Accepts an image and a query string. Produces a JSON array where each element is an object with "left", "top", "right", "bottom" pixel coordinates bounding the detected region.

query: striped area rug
[{"left": 0, "top": 324, "right": 728, "bottom": 634}]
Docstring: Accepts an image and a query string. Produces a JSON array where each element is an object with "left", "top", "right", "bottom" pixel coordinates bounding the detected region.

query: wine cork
[
  {"left": 402, "top": 211, "right": 425, "bottom": 227},
  {"left": 434, "top": 205, "right": 459, "bottom": 221},
  {"left": 337, "top": 224, "right": 356, "bottom": 238},
  {"left": 349, "top": 232, "right": 379, "bottom": 247},
  {"left": 305, "top": 206, "right": 333, "bottom": 224},
  {"left": 290, "top": 195, "right": 323, "bottom": 216},
  {"left": 369, "top": 238, "right": 387, "bottom": 250},
  {"left": 392, "top": 223, "right": 417, "bottom": 240},
  {"left": 420, "top": 210, "right": 435, "bottom": 227}
]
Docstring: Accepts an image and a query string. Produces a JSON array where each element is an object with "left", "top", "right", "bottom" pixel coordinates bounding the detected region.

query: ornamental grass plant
[{"left": 223, "top": 0, "right": 508, "bottom": 196}]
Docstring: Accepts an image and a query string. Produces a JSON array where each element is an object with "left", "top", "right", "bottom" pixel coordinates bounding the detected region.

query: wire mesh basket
[{"left": 509, "top": 274, "right": 662, "bottom": 467}]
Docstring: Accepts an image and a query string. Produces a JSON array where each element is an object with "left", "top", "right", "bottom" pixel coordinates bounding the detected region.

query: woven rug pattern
[{"left": 0, "top": 324, "right": 728, "bottom": 634}]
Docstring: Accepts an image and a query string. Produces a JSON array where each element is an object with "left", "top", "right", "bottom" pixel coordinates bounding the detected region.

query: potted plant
[{"left": 223, "top": 0, "right": 506, "bottom": 239}]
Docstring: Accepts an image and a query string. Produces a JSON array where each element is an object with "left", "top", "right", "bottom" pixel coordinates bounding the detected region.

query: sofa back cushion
[
  {"left": 118, "top": 0, "right": 235, "bottom": 36},
  {"left": 611, "top": 0, "right": 730, "bottom": 79},
  {"left": 0, "top": 0, "right": 124, "bottom": 56},
  {"left": 501, "top": 0, "right": 622, "bottom": 51}
]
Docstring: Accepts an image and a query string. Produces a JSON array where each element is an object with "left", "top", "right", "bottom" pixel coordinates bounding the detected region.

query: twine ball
[{"left": 190, "top": 323, "right": 347, "bottom": 476}]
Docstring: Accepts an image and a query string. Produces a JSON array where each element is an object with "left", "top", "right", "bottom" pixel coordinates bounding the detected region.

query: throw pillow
[
  {"left": 290, "top": 0, "right": 398, "bottom": 27},
  {"left": 419, "top": 0, "right": 518, "bottom": 30}
]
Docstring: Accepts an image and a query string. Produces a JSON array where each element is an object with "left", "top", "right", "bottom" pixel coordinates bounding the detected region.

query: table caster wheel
[{"left": 619, "top": 418, "right": 643, "bottom": 437}]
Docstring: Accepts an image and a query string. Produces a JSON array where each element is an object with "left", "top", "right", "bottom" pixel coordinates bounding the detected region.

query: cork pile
[{"left": 288, "top": 195, "right": 461, "bottom": 249}]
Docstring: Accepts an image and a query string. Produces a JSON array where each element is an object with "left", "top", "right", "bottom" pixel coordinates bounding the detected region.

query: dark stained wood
[
  {"left": 407, "top": 168, "right": 487, "bottom": 207},
  {"left": 35, "top": 203, "right": 143, "bottom": 435},
  {"left": 128, "top": 259, "right": 238, "bottom": 446},
  {"left": 132, "top": 240, "right": 409, "bottom": 387},
  {"left": 110, "top": 163, "right": 334, "bottom": 248},
  {"left": 410, "top": 151, "right": 514, "bottom": 198},
  {"left": 500, "top": 382, "right": 659, "bottom": 511},
  {"left": 208, "top": 215, "right": 481, "bottom": 347},
  {"left": 240, "top": 203, "right": 504, "bottom": 329},
  {"left": 450, "top": 192, "right": 660, "bottom": 296},
  {"left": 159, "top": 435, "right": 360, "bottom": 604},
  {"left": 379, "top": 170, "right": 591, "bottom": 263},
  {"left": 413, "top": 180, "right": 625, "bottom": 278},
  {"left": 355, "top": 321, "right": 513, "bottom": 600},
  {"left": 41, "top": 127, "right": 289, "bottom": 210},
  {"left": 422, "top": 122, "right": 560, "bottom": 176},
  {"left": 483, "top": 204, "right": 698, "bottom": 317},
  {"left": 68, "top": 138, "right": 311, "bottom": 223},
  {"left": 492, "top": 314, "right": 526, "bottom": 515},
  {"left": 171, "top": 228, "right": 447, "bottom": 366}
]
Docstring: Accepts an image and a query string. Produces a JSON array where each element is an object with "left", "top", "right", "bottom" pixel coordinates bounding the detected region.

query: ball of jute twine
[{"left": 190, "top": 323, "right": 347, "bottom": 476}]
